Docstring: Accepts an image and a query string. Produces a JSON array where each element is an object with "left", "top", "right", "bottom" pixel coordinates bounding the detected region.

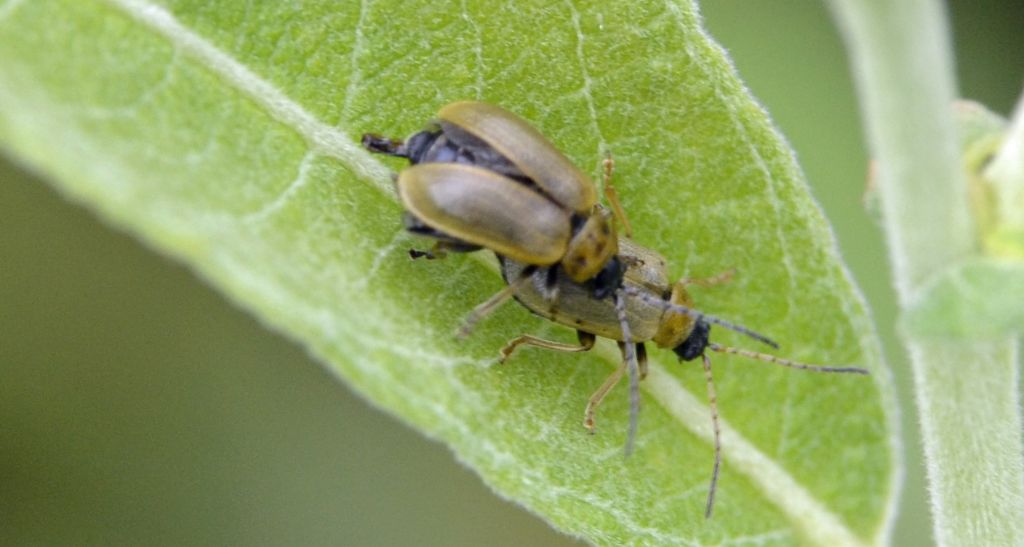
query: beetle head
[{"left": 672, "top": 318, "right": 711, "bottom": 361}]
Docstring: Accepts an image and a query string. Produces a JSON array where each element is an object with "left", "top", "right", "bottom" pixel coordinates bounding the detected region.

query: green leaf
[{"left": 0, "top": 0, "right": 898, "bottom": 544}]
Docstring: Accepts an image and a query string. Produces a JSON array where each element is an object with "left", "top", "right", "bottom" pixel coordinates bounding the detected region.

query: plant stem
[
  {"left": 827, "top": 0, "right": 1024, "bottom": 544},
  {"left": 910, "top": 340, "right": 1023, "bottom": 546},
  {"left": 829, "top": 0, "right": 971, "bottom": 289}
]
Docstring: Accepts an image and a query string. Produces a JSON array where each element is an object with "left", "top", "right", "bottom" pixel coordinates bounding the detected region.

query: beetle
[
  {"left": 498, "top": 237, "right": 869, "bottom": 518},
  {"left": 363, "top": 103, "right": 649, "bottom": 440},
  {"left": 361, "top": 101, "right": 631, "bottom": 298}
]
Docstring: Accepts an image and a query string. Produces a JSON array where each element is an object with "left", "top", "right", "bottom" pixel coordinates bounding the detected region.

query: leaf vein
[
  {"left": 241, "top": 150, "right": 316, "bottom": 223},
  {"left": 340, "top": 0, "right": 369, "bottom": 122},
  {"left": 564, "top": 0, "right": 609, "bottom": 170},
  {"left": 459, "top": 0, "right": 485, "bottom": 99}
]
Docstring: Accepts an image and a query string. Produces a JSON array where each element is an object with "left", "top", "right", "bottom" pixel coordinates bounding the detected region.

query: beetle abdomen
[{"left": 500, "top": 238, "right": 670, "bottom": 342}]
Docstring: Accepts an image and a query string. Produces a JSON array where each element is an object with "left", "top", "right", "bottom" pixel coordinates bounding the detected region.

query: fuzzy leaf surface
[{"left": 0, "top": 1, "right": 898, "bottom": 544}]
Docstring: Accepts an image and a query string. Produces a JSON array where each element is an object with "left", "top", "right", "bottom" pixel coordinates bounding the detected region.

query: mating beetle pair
[
  {"left": 362, "top": 101, "right": 627, "bottom": 294},
  {"left": 362, "top": 101, "right": 868, "bottom": 517},
  {"left": 363, "top": 100, "right": 646, "bottom": 457}
]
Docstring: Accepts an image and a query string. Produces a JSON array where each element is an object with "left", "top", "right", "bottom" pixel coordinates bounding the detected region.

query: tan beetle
[
  {"left": 499, "top": 238, "right": 869, "bottom": 518},
  {"left": 364, "top": 102, "right": 648, "bottom": 442},
  {"left": 362, "top": 101, "right": 631, "bottom": 297}
]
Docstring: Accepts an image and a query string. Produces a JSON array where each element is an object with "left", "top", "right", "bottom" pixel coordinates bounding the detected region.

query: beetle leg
[
  {"left": 498, "top": 330, "right": 595, "bottom": 364},
  {"left": 409, "top": 248, "right": 440, "bottom": 260},
  {"left": 601, "top": 151, "right": 634, "bottom": 239},
  {"left": 581, "top": 343, "right": 647, "bottom": 438},
  {"left": 583, "top": 353, "right": 626, "bottom": 434},
  {"left": 457, "top": 266, "right": 537, "bottom": 339},
  {"left": 409, "top": 239, "right": 485, "bottom": 260}
]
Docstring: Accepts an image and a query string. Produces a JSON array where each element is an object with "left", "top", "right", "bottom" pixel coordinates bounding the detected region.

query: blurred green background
[{"left": 2, "top": 1, "right": 1021, "bottom": 545}]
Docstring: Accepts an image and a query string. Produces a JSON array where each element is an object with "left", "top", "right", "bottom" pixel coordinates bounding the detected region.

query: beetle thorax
[
  {"left": 652, "top": 281, "right": 698, "bottom": 349},
  {"left": 409, "top": 124, "right": 524, "bottom": 180},
  {"left": 561, "top": 208, "right": 618, "bottom": 283}
]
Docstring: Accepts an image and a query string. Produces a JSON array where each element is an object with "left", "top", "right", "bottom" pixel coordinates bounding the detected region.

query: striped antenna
[
  {"left": 708, "top": 343, "right": 869, "bottom": 375},
  {"left": 613, "top": 289, "right": 640, "bottom": 457},
  {"left": 700, "top": 353, "right": 722, "bottom": 518},
  {"left": 620, "top": 285, "right": 779, "bottom": 349}
]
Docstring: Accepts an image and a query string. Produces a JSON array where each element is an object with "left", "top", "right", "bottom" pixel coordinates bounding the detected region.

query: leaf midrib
[{"left": 104, "top": 0, "right": 392, "bottom": 196}]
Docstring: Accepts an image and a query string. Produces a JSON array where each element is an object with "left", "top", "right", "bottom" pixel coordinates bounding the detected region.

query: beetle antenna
[
  {"left": 708, "top": 343, "right": 869, "bottom": 374},
  {"left": 700, "top": 352, "right": 721, "bottom": 518},
  {"left": 620, "top": 286, "right": 779, "bottom": 349},
  {"left": 613, "top": 289, "right": 640, "bottom": 457},
  {"left": 457, "top": 266, "right": 537, "bottom": 339}
]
